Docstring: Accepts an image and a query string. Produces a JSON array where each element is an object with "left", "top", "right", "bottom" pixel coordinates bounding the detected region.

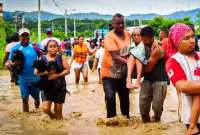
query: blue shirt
[{"left": 9, "top": 43, "right": 40, "bottom": 82}]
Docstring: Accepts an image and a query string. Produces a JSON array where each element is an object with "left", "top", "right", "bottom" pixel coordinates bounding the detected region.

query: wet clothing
[
  {"left": 19, "top": 81, "right": 40, "bottom": 100},
  {"left": 139, "top": 45, "right": 167, "bottom": 121},
  {"left": 101, "top": 30, "right": 130, "bottom": 79},
  {"left": 166, "top": 52, "right": 200, "bottom": 124},
  {"left": 73, "top": 43, "right": 88, "bottom": 64},
  {"left": 41, "top": 88, "right": 66, "bottom": 104},
  {"left": 139, "top": 80, "right": 167, "bottom": 121},
  {"left": 9, "top": 43, "right": 40, "bottom": 83},
  {"left": 103, "top": 77, "right": 129, "bottom": 118},
  {"left": 73, "top": 62, "right": 88, "bottom": 72},
  {"left": 40, "top": 54, "right": 67, "bottom": 104},
  {"left": 9, "top": 43, "right": 40, "bottom": 99},
  {"left": 101, "top": 30, "right": 130, "bottom": 118},
  {"left": 129, "top": 41, "right": 147, "bottom": 65},
  {"left": 143, "top": 46, "right": 168, "bottom": 82}
]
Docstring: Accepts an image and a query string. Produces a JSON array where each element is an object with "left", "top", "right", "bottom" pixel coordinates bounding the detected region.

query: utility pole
[
  {"left": 14, "top": 15, "right": 18, "bottom": 31},
  {"left": 51, "top": 21, "right": 54, "bottom": 32},
  {"left": 38, "top": 0, "right": 41, "bottom": 44},
  {"left": 65, "top": 9, "right": 68, "bottom": 37},
  {"left": 74, "top": 16, "right": 76, "bottom": 38},
  {"left": 22, "top": 15, "right": 25, "bottom": 28},
  {"left": 73, "top": 9, "right": 76, "bottom": 38}
]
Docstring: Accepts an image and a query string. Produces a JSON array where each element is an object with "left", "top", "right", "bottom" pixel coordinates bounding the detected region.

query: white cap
[{"left": 18, "top": 28, "right": 30, "bottom": 36}]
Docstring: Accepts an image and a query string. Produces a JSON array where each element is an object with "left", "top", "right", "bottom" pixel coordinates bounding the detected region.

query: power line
[{"left": 52, "top": 0, "right": 65, "bottom": 13}]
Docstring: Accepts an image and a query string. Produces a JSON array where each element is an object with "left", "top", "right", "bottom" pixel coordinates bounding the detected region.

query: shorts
[
  {"left": 19, "top": 80, "right": 40, "bottom": 101},
  {"left": 41, "top": 89, "right": 66, "bottom": 104},
  {"left": 73, "top": 62, "right": 88, "bottom": 72}
]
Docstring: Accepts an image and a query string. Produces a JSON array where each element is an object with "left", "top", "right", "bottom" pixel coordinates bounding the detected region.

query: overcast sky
[{"left": 1, "top": 0, "right": 200, "bottom": 15}]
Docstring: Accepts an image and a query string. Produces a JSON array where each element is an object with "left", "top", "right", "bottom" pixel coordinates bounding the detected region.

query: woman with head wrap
[{"left": 166, "top": 23, "right": 200, "bottom": 135}]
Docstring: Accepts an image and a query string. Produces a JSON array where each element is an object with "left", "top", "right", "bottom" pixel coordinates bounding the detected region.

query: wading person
[
  {"left": 92, "top": 38, "right": 105, "bottom": 84},
  {"left": 139, "top": 26, "right": 168, "bottom": 122},
  {"left": 34, "top": 40, "right": 70, "bottom": 119},
  {"left": 4, "top": 32, "right": 19, "bottom": 84},
  {"left": 69, "top": 36, "right": 96, "bottom": 85},
  {"left": 101, "top": 13, "right": 130, "bottom": 118},
  {"left": 8, "top": 28, "right": 40, "bottom": 112}
]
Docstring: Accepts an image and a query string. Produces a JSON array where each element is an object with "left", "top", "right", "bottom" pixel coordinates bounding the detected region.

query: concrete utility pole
[
  {"left": 38, "top": 0, "right": 41, "bottom": 43},
  {"left": 72, "top": 9, "right": 76, "bottom": 38},
  {"left": 51, "top": 21, "right": 54, "bottom": 32},
  {"left": 65, "top": 9, "right": 68, "bottom": 37},
  {"left": 14, "top": 16, "right": 17, "bottom": 31},
  {"left": 22, "top": 15, "right": 25, "bottom": 28}
]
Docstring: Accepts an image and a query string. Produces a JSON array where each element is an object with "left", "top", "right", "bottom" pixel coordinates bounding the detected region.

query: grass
[{"left": 0, "top": 44, "right": 5, "bottom": 69}]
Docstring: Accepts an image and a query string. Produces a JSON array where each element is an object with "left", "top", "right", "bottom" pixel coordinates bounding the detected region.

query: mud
[{"left": 0, "top": 70, "right": 186, "bottom": 135}]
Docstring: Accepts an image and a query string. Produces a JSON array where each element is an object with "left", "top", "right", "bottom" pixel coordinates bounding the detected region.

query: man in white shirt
[
  {"left": 4, "top": 32, "right": 19, "bottom": 83},
  {"left": 41, "top": 28, "right": 61, "bottom": 50},
  {"left": 92, "top": 39, "right": 105, "bottom": 84}
]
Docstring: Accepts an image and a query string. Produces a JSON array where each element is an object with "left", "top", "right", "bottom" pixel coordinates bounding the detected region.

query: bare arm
[
  {"left": 143, "top": 47, "right": 163, "bottom": 73},
  {"left": 59, "top": 55, "right": 70, "bottom": 76},
  {"left": 69, "top": 52, "right": 74, "bottom": 68},
  {"left": 110, "top": 51, "right": 127, "bottom": 64},
  {"left": 175, "top": 80, "right": 200, "bottom": 94},
  {"left": 3, "top": 52, "right": 9, "bottom": 65},
  {"left": 88, "top": 47, "right": 97, "bottom": 55}
]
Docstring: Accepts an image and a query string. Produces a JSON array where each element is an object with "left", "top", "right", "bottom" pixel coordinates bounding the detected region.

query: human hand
[
  {"left": 91, "top": 68, "right": 95, "bottom": 72},
  {"left": 40, "top": 71, "right": 49, "bottom": 76},
  {"left": 48, "top": 74, "right": 59, "bottom": 80}
]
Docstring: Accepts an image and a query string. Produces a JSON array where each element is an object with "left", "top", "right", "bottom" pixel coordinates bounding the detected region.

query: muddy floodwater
[{"left": 0, "top": 69, "right": 186, "bottom": 135}]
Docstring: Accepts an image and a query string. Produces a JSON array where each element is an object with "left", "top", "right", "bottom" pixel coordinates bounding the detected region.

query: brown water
[{"left": 0, "top": 70, "right": 186, "bottom": 135}]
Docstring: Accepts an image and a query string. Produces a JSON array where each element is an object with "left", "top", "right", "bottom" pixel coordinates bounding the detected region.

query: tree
[{"left": 196, "top": 11, "right": 200, "bottom": 35}]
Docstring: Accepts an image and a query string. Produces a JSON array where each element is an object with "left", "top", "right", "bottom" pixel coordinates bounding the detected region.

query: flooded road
[{"left": 0, "top": 70, "right": 186, "bottom": 135}]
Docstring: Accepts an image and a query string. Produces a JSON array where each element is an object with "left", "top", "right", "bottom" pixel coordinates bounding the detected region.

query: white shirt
[
  {"left": 5, "top": 42, "right": 19, "bottom": 52},
  {"left": 168, "top": 52, "right": 200, "bottom": 124},
  {"left": 41, "top": 37, "right": 61, "bottom": 49},
  {"left": 95, "top": 47, "right": 104, "bottom": 69}
]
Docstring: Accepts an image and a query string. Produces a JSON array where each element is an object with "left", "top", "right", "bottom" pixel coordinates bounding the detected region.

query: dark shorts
[{"left": 41, "top": 89, "right": 66, "bottom": 104}]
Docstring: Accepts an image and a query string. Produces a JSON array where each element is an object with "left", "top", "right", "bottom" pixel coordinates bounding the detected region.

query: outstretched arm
[{"left": 88, "top": 47, "right": 97, "bottom": 55}]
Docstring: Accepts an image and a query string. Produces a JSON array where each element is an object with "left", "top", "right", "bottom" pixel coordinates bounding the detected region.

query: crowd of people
[{"left": 3, "top": 13, "right": 200, "bottom": 135}]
